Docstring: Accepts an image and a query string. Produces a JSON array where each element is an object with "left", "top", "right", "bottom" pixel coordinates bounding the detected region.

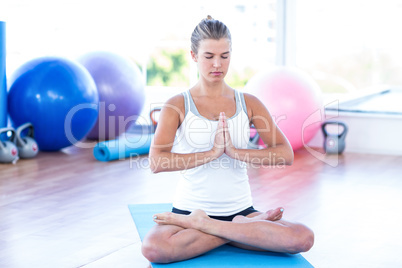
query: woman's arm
[
  {"left": 149, "top": 95, "right": 225, "bottom": 173},
  {"left": 224, "top": 93, "right": 294, "bottom": 166}
]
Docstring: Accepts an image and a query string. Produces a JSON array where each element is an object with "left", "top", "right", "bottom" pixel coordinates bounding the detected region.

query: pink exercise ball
[{"left": 245, "top": 67, "right": 323, "bottom": 151}]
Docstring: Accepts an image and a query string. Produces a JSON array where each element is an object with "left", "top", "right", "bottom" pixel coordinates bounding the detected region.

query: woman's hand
[
  {"left": 222, "top": 112, "right": 237, "bottom": 158},
  {"left": 211, "top": 112, "right": 226, "bottom": 158},
  {"left": 211, "top": 112, "right": 238, "bottom": 159}
]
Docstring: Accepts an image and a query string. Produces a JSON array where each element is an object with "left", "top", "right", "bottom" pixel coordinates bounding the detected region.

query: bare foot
[
  {"left": 233, "top": 207, "right": 284, "bottom": 223},
  {"left": 264, "top": 207, "right": 284, "bottom": 221},
  {"left": 153, "top": 209, "right": 209, "bottom": 229}
]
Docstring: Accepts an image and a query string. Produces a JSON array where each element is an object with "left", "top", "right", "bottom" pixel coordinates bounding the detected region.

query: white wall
[{"left": 308, "top": 111, "right": 402, "bottom": 155}]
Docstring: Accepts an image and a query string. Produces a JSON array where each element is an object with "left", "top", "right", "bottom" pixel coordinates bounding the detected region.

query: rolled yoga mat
[
  {"left": 0, "top": 21, "right": 6, "bottom": 128},
  {"left": 93, "top": 132, "right": 154, "bottom": 161},
  {"left": 128, "top": 203, "right": 314, "bottom": 268}
]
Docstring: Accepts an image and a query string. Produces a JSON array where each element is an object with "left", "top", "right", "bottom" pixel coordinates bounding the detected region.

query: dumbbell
[
  {"left": 322, "top": 121, "right": 348, "bottom": 154},
  {"left": 0, "top": 128, "right": 19, "bottom": 164},
  {"left": 14, "top": 123, "right": 39, "bottom": 159}
]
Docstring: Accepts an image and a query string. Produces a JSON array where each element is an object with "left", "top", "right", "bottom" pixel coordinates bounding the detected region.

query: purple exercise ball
[{"left": 78, "top": 51, "right": 145, "bottom": 140}]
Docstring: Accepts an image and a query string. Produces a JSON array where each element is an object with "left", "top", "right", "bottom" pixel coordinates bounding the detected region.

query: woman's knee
[
  {"left": 287, "top": 225, "right": 314, "bottom": 253},
  {"left": 297, "top": 226, "right": 314, "bottom": 252},
  {"left": 141, "top": 234, "right": 174, "bottom": 263},
  {"left": 141, "top": 226, "right": 181, "bottom": 264}
]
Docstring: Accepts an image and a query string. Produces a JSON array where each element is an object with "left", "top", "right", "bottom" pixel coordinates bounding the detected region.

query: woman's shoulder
[
  {"left": 162, "top": 91, "right": 187, "bottom": 118},
  {"left": 165, "top": 92, "right": 185, "bottom": 105},
  {"left": 242, "top": 92, "right": 259, "bottom": 102},
  {"left": 241, "top": 91, "right": 270, "bottom": 119},
  {"left": 242, "top": 92, "right": 265, "bottom": 108}
]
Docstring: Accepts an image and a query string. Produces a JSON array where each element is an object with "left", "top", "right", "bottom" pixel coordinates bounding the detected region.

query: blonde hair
[{"left": 191, "top": 15, "right": 232, "bottom": 54}]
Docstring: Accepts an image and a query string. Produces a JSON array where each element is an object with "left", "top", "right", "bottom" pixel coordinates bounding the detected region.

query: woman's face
[{"left": 192, "top": 38, "right": 231, "bottom": 83}]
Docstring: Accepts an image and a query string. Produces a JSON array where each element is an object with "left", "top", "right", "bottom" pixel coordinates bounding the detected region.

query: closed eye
[
  {"left": 204, "top": 51, "right": 230, "bottom": 59},
  {"left": 205, "top": 56, "right": 228, "bottom": 59}
]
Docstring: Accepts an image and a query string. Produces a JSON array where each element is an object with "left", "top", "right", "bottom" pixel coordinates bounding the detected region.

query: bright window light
[
  {"left": 1, "top": 0, "right": 277, "bottom": 89},
  {"left": 295, "top": 0, "right": 402, "bottom": 94}
]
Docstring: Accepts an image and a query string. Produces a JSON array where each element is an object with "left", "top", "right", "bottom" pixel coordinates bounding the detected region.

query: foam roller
[{"left": 93, "top": 133, "right": 154, "bottom": 162}]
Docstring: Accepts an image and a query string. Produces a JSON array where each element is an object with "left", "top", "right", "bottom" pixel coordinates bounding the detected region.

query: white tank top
[{"left": 171, "top": 90, "right": 253, "bottom": 216}]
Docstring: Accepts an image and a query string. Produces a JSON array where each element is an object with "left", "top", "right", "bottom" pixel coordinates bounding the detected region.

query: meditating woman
[{"left": 141, "top": 16, "right": 314, "bottom": 263}]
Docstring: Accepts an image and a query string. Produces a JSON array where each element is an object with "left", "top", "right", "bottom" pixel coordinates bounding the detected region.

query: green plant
[{"left": 147, "top": 48, "right": 189, "bottom": 87}]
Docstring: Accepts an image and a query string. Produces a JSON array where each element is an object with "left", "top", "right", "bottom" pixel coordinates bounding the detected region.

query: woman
[{"left": 142, "top": 16, "right": 314, "bottom": 264}]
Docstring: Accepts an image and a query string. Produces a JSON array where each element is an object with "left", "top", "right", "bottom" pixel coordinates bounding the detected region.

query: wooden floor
[{"left": 1, "top": 144, "right": 402, "bottom": 268}]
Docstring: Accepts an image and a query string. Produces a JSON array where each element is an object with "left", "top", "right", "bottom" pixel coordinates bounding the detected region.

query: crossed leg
[{"left": 141, "top": 208, "right": 314, "bottom": 264}]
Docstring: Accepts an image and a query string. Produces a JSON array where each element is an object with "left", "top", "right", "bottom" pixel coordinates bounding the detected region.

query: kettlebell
[
  {"left": 14, "top": 123, "right": 39, "bottom": 159},
  {"left": 248, "top": 125, "right": 261, "bottom": 149},
  {"left": 149, "top": 107, "right": 162, "bottom": 133},
  {"left": 322, "top": 121, "right": 348, "bottom": 154},
  {"left": 0, "top": 128, "right": 19, "bottom": 164}
]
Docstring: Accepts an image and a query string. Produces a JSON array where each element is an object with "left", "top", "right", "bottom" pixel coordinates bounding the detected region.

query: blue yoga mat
[
  {"left": 0, "top": 21, "right": 6, "bottom": 128},
  {"left": 93, "top": 133, "right": 153, "bottom": 161},
  {"left": 128, "top": 203, "right": 314, "bottom": 267}
]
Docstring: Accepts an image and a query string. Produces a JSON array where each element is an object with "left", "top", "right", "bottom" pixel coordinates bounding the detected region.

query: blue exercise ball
[
  {"left": 78, "top": 51, "right": 145, "bottom": 140},
  {"left": 8, "top": 57, "right": 99, "bottom": 151}
]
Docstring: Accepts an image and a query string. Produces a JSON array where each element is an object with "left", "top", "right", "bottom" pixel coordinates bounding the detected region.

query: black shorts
[{"left": 172, "top": 206, "right": 259, "bottom": 222}]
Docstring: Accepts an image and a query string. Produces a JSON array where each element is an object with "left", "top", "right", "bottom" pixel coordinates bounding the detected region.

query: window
[
  {"left": 294, "top": 0, "right": 402, "bottom": 94},
  {"left": 1, "top": 0, "right": 278, "bottom": 90}
]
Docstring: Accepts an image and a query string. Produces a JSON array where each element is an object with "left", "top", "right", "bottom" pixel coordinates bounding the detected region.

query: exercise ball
[
  {"left": 78, "top": 51, "right": 145, "bottom": 140},
  {"left": 8, "top": 57, "right": 99, "bottom": 151},
  {"left": 245, "top": 67, "right": 322, "bottom": 151}
]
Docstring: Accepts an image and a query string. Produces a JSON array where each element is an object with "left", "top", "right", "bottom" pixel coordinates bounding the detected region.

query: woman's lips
[{"left": 211, "top": 72, "right": 223, "bottom": 76}]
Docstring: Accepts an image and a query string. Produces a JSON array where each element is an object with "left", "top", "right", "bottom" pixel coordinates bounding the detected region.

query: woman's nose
[{"left": 213, "top": 58, "right": 221, "bottom": 68}]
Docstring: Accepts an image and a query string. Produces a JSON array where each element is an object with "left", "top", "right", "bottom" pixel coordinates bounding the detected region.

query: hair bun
[{"left": 207, "top": 15, "right": 213, "bottom": 20}]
